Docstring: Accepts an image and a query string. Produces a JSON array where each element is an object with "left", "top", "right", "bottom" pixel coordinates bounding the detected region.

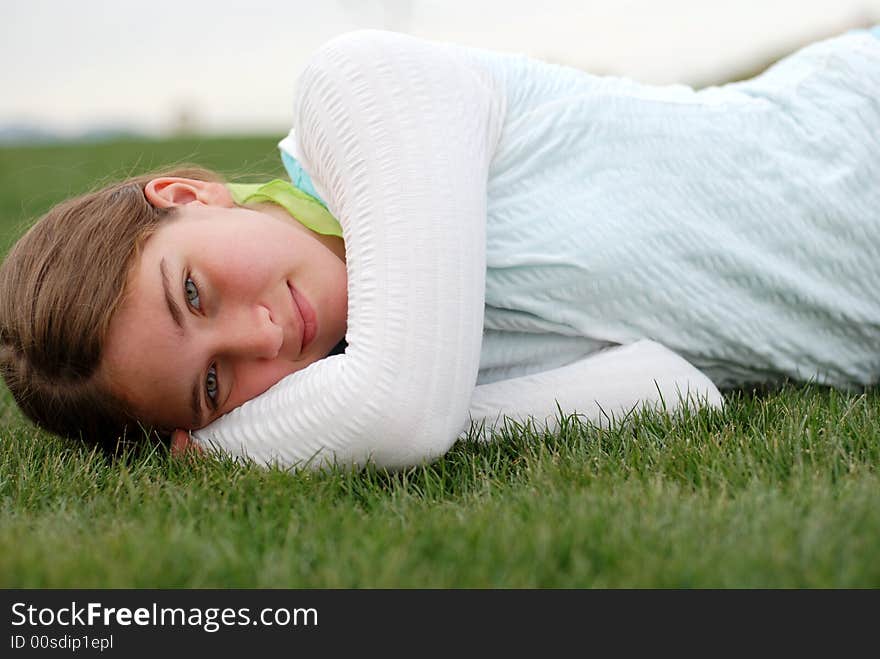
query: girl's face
[{"left": 101, "top": 179, "right": 347, "bottom": 433}]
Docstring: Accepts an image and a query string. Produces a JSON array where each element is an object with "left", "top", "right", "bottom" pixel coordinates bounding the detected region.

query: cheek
[
  {"left": 212, "top": 249, "right": 273, "bottom": 287},
  {"left": 210, "top": 238, "right": 304, "bottom": 290},
  {"left": 229, "top": 360, "right": 303, "bottom": 407}
]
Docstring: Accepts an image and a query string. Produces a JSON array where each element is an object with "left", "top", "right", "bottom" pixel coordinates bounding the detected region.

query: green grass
[{"left": 1, "top": 137, "right": 878, "bottom": 588}]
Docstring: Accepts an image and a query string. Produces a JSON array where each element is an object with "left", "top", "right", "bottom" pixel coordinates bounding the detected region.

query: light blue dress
[{"left": 283, "top": 29, "right": 880, "bottom": 391}]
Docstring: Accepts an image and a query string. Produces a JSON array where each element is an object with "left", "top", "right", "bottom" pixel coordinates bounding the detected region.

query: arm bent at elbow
[{"left": 192, "top": 30, "right": 505, "bottom": 470}]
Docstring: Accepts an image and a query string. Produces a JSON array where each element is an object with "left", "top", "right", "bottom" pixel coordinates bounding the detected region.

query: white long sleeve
[
  {"left": 466, "top": 339, "right": 725, "bottom": 441},
  {"left": 192, "top": 30, "right": 504, "bottom": 469}
]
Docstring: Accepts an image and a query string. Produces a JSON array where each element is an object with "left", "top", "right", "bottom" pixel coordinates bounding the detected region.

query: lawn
[{"left": 1, "top": 137, "right": 878, "bottom": 588}]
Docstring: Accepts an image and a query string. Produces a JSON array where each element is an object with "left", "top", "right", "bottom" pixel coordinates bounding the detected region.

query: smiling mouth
[{"left": 288, "top": 281, "right": 317, "bottom": 352}]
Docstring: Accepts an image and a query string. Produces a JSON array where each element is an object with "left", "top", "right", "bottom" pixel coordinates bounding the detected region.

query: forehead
[{"left": 100, "top": 236, "right": 193, "bottom": 429}]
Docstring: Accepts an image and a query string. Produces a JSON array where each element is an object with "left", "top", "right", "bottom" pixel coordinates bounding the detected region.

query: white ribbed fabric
[
  {"left": 468, "top": 339, "right": 724, "bottom": 441},
  {"left": 190, "top": 30, "right": 735, "bottom": 469}
]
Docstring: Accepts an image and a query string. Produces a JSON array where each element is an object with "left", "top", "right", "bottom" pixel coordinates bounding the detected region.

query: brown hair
[{"left": 0, "top": 165, "right": 224, "bottom": 454}]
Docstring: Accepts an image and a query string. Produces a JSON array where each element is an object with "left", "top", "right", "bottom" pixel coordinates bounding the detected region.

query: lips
[{"left": 288, "top": 281, "right": 317, "bottom": 353}]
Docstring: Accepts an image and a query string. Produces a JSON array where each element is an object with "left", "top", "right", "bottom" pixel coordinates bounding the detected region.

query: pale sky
[{"left": 2, "top": 0, "right": 878, "bottom": 137}]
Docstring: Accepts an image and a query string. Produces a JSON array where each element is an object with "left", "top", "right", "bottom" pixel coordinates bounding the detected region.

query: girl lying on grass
[{"left": 1, "top": 28, "right": 878, "bottom": 470}]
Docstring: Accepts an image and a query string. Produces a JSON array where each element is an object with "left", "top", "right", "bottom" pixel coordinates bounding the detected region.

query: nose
[{"left": 210, "top": 304, "right": 283, "bottom": 361}]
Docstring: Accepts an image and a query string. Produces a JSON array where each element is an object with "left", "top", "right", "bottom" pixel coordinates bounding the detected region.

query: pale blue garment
[
  {"left": 280, "top": 31, "right": 880, "bottom": 391},
  {"left": 471, "top": 30, "right": 880, "bottom": 390},
  {"left": 280, "top": 149, "right": 328, "bottom": 208}
]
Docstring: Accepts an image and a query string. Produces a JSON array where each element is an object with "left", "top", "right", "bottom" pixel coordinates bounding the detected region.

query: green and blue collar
[{"left": 226, "top": 179, "right": 342, "bottom": 238}]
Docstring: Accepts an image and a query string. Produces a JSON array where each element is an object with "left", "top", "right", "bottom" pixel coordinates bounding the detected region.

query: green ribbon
[{"left": 226, "top": 179, "right": 343, "bottom": 238}]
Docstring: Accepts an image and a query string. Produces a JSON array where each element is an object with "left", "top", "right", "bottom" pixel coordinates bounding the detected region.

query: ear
[{"left": 144, "top": 177, "right": 234, "bottom": 209}]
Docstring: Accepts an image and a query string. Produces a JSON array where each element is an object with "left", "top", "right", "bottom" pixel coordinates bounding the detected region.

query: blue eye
[
  {"left": 206, "top": 364, "right": 218, "bottom": 403},
  {"left": 184, "top": 276, "right": 200, "bottom": 310}
]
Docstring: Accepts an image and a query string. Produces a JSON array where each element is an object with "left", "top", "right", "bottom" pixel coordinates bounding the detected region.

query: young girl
[{"left": 1, "top": 28, "right": 878, "bottom": 470}]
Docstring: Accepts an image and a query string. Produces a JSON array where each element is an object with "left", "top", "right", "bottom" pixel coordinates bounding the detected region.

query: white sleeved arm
[
  {"left": 466, "top": 340, "right": 725, "bottom": 441},
  {"left": 191, "top": 30, "right": 504, "bottom": 470}
]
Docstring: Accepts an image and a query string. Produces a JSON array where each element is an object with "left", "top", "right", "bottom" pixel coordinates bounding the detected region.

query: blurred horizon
[{"left": 2, "top": 0, "right": 879, "bottom": 145}]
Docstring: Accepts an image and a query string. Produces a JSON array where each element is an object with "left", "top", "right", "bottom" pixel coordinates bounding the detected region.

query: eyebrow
[
  {"left": 159, "top": 258, "right": 184, "bottom": 330},
  {"left": 159, "top": 258, "right": 203, "bottom": 428}
]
